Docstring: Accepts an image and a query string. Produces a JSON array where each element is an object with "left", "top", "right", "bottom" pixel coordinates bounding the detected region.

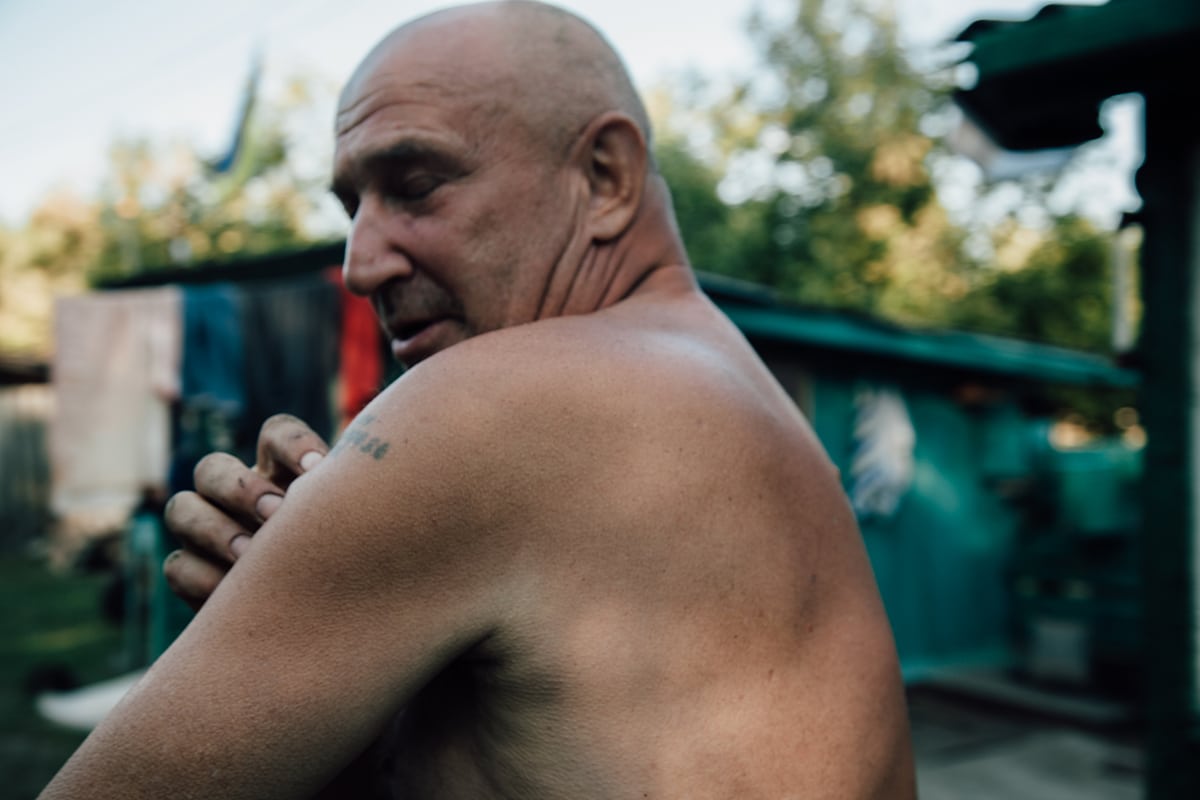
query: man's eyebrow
[{"left": 365, "top": 140, "right": 451, "bottom": 167}]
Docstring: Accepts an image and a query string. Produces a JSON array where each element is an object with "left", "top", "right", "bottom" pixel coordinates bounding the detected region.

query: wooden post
[{"left": 1138, "top": 90, "right": 1200, "bottom": 798}]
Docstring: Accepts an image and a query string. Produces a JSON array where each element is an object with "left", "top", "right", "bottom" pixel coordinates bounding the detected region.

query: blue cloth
[
  {"left": 172, "top": 284, "right": 246, "bottom": 492},
  {"left": 239, "top": 275, "right": 339, "bottom": 444},
  {"left": 181, "top": 284, "right": 245, "bottom": 412}
]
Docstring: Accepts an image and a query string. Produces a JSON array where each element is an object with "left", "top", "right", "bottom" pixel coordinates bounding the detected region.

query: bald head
[
  {"left": 333, "top": 0, "right": 687, "bottom": 345},
  {"left": 346, "top": 0, "right": 653, "bottom": 162}
]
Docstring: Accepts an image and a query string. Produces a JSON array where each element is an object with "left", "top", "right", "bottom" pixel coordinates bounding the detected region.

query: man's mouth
[
  {"left": 390, "top": 318, "right": 441, "bottom": 341},
  {"left": 385, "top": 316, "right": 462, "bottom": 365}
]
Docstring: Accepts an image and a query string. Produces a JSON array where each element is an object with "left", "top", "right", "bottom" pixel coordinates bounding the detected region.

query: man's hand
[{"left": 163, "top": 414, "right": 329, "bottom": 609}]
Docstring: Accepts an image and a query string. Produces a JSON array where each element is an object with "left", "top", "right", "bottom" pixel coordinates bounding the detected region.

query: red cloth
[{"left": 328, "top": 267, "right": 383, "bottom": 429}]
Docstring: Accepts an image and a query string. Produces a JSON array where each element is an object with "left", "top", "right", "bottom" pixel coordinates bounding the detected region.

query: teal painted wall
[{"left": 809, "top": 376, "right": 1021, "bottom": 678}]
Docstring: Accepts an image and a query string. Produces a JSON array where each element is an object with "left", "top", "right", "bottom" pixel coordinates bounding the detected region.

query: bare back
[
  {"left": 381, "top": 274, "right": 915, "bottom": 798},
  {"left": 41, "top": 272, "right": 913, "bottom": 800}
]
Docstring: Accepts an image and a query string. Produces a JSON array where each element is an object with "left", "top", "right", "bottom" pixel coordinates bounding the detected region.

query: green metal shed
[
  {"left": 706, "top": 274, "right": 1137, "bottom": 682},
  {"left": 954, "top": 1, "right": 1200, "bottom": 793}
]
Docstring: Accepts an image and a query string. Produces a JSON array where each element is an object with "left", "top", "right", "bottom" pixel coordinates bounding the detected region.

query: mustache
[{"left": 373, "top": 280, "right": 465, "bottom": 331}]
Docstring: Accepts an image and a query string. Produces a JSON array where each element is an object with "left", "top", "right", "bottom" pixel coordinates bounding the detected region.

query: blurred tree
[
  {"left": 90, "top": 73, "right": 338, "bottom": 283},
  {"left": 652, "top": 0, "right": 1138, "bottom": 431},
  {"left": 655, "top": 135, "right": 733, "bottom": 273},
  {"left": 949, "top": 214, "right": 1118, "bottom": 353},
  {"left": 655, "top": 0, "right": 1132, "bottom": 358},
  {"left": 697, "top": 0, "right": 969, "bottom": 324},
  {"left": 0, "top": 73, "right": 341, "bottom": 357},
  {"left": 952, "top": 214, "right": 1139, "bottom": 431},
  {"left": 0, "top": 192, "right": 96, "bottom": 356}
]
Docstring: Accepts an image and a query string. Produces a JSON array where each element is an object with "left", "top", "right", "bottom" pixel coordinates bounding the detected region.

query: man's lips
[
  {"left": 385, "top": 316, "right": 460, "bottom": 363},
  {"left": 388, "top": 317, "right": 444, "bottom": 341}
]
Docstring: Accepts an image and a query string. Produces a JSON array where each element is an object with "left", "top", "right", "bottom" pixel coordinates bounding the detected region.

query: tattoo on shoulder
[{"left": 331, "top": 413, "right": 391, "bottom": 461}]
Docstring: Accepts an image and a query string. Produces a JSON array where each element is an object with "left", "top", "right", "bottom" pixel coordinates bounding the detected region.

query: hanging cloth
[
  {"left": 328, "top": 267, "right": 385, "bottom": 430},
  {"left": 239, "top": 274, "right": 340, "bottom": 444},
  {"left": 51, "top": 288, "right": 181, "bottom": 539},
  {"left": 171, "top": 284, "right": 246, "bottom": 492}
]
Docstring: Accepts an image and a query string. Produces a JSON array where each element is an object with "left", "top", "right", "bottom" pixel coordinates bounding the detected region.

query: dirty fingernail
[
  {"left": 256, "top": 493, "right": 283, "bottom": 520},
  {"left": 300, "top": 451, "right": 324, "bottom": 471},
  {"left": 229, "top": 535, "right": 251, "bottom": 559}
]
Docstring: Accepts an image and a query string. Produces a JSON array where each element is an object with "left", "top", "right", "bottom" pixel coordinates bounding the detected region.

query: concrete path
[{"left": 910, "top": 686, "right": 1142, "bottom": 799}]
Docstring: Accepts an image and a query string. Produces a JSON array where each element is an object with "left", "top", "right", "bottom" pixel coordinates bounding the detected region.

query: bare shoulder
[
  {"left": 348, "top": 285, "right": 844, "bottom": 543},
  {"left": 389, "top": 283, "right": 812, "bottom": 447}
]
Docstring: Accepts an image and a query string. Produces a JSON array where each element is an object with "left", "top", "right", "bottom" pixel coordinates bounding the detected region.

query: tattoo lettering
[{"left": 331, "top": 414, "right": 391, "bottom": 461}]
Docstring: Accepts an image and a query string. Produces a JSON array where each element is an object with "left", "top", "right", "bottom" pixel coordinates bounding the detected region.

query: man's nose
[{"left": 342, "top": 202, "right": 414, "bottom": 296}]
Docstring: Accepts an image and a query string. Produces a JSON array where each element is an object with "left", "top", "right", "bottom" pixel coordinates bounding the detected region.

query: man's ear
[{"left": 580, "top": 112, "right": 647, "bottom": 242}]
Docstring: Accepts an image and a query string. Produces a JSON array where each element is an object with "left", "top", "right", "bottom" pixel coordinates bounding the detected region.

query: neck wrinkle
[{"left": 552, "top": 175, "right": 692, "bottom": 318}]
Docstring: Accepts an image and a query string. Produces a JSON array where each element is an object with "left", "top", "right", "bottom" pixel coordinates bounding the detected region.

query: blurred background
[{"left": 1, "top": 0, "right": 1188, "bottom": 797}]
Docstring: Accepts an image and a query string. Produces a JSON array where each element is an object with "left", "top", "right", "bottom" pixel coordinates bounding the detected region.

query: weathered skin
[{"left": 41, "top": 3, "right": 915, "bottom": 798}]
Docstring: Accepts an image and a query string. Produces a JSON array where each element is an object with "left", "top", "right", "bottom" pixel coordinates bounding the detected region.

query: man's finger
[
  {"left": 163, "top": 550, "right": 228, "bottom": 611},
  {"left": 164, "top": 491, "right": 254, "bottom": 563},
  {"left": 193, "top": 452, "right": 285, "bottom": 525},
  {"left": 256, "top": 414, "right": 330, "bottom": 488}
]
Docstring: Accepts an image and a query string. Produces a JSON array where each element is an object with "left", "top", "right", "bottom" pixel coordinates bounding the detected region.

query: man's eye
[{"left": 388, "top": 174, "right": 442, "bottom": 202}]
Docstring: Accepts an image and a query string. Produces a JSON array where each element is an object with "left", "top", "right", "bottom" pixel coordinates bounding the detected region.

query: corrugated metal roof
[
  {"left": 95, "top": 241, "right": 345, "bottom": 289},
  {"left": 699, "top": 271, "right": 1135, "bottom": 388},
  {"left": 954, "top": 0, "right": 1200, "bottom": 150},
  {"left": 0, "top": 356, "right": 49, "bottom": 385},
  {"left": 718, "top": 302, "right": 1137, "bottom": 389},
  {"left": 955, "top": 2, "right": 1081, "bottom": 44}
]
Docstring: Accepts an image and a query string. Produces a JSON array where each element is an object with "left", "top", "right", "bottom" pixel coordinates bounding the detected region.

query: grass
[{"left": 0, "top": 552, "right": 128, "bottom": 799}]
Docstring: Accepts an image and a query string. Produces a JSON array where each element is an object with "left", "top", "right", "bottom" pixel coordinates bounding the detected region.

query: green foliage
[
  {"left": 0, "top": 75, "right": 337, "bottom": 356},
  {"left": 0, "top": 196, "right": 94, "bottom": 356},
  {"left": 715, "top": 0, "right": 955, "bottom": 315},
  {"left": 656, "top": 0, "right": 987, "bottom": 332},
  {"left": 656, "top": 0, "right": 1131, "bottom": 365},
  {"left": 948, "top": 215, "right": 1118, "bottom": 353},
  {"left": 0, "top": 554, "right": 126, "bottom": 800},
  {"left": 655, "top": 137, "right": 729, "bottom": 268},
  {"left": 652, "top": 0, "right": 1140, "bottom": 432},
  {"left": 88, "top": 98, "right": 322, "bottom": 284}
]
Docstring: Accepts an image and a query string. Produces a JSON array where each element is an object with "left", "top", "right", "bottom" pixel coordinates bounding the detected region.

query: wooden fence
[{"left": 0, "top": 384, "right": 53, "bottom": 551}]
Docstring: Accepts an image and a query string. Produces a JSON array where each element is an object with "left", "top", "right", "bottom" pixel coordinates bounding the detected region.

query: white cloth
[
  {"left": 50, "top": 288, "right": 181, "bottom": 535},
  {"left": 37, "top": 670, "right": 146, "bottom": 731},
  {"left": 850, "top": 386, "right": 916, "bottom": 519}
]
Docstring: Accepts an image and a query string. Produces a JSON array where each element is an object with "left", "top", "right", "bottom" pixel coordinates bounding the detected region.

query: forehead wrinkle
[
  {"left": 337, "top": 75, "right": 478, "bottom": 132},
  {"left": 336, "top": 85, "right": 389, "bottom": 135},
  {"left": 337, "top": 47, "right": 507, "bottom": 136}
]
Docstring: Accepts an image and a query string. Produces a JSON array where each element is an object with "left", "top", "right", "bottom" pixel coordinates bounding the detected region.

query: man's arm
[{"left": 41, "top": 372, "right": 514, "bottom": 800}]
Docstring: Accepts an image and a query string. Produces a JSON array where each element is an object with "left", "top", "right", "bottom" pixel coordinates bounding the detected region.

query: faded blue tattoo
[{"left": 331, "top": 414, "right": 391, "bottom": 461}]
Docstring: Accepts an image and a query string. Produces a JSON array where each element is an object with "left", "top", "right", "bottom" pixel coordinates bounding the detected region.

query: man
[{"left": 43, "top": 2, "right": 915, "bottom": 797}]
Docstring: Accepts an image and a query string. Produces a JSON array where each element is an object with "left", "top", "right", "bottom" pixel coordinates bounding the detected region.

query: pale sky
[{"left": 0, "top": 0, "right": 1129, "bottom": 226}]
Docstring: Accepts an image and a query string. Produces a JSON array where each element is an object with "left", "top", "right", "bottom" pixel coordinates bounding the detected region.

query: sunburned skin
[{"left": 40, "top": 3, "right": 916, "bottom": 798}]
